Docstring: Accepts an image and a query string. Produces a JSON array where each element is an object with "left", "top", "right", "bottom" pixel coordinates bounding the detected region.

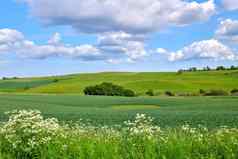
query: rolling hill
[{"left": 1, "top": 70, "right": 238, "bottom": 95}]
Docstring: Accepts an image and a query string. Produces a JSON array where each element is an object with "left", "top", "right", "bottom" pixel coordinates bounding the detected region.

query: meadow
[
  {"left": 0, "top": 110, "right": 238, "bottom": 159},
  {"left": 1, "top": 71, "right": 238, "bottom": 158},
  {"left": 0, "top": 94, "right": 237, "bottom": 128},
  {"left": 1, "top": 70, "right": 238, "bottom": 94}
]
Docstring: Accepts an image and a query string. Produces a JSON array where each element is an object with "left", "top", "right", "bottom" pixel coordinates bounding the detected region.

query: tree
[
  {"left": 84, "top": 82, "right": 136, "bottom": 97},
  {"left": 165, "top": 91, "right": 175, "bottom": 96},
  {"left": 199, "top": 89, "right": 206, "bottom": 95},
  {"left": 146, "top": 89, "right": 154, "bottom": 96},
  {"left": 216, "top": 66, "right": 226, "bottom": 71}
]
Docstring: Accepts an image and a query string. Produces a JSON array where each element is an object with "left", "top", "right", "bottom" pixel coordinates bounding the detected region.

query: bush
[
  {"left": 84, "top": 82, "right": 136, "bottom": 97},
  {"left": 204, "top": 90, "right": 229, "bottom": 96},
  {"left": 231, "top": 89, "right": 238, "bottom": 94},
  {"left": 199, "top": 89, "right": 206, "bottom": 95},
  {"left": 231, "top": 89, "right": 238, "bottom": 96},
  {"left": 53, "top": 79, "right": 59, "bottom": 83},
  {"left": 165, "top": 91, "right": 175, "bottom": 96},
  {"left": 146, "top": 89, "right": 154, "bottom": 96}
]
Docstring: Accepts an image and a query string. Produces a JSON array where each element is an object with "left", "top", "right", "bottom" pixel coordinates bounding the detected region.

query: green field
[
  {"left": 1, "top": 70, "right": 238, "bottom": 94},
  {"left": 0, "top": 94, "right": 237, "bottom": 128}
]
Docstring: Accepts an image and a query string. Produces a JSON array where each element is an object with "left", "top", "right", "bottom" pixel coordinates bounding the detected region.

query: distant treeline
[
  {"left": 177, "top": 65, "right": 238, "bottom": 73},
  {"left": 145, "top": 89, "right": 238, "bottom": 97}
]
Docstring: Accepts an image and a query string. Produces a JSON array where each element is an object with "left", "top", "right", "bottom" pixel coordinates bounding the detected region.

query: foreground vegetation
[
  {"left": 1, "top": 70, "right": 238, "bottom": 95},
  {"left": 0, "top": 94, "right": 237, "bottom": 128},
  {"left": 0, "top": 110, "right": 238, "bottom": 159}
]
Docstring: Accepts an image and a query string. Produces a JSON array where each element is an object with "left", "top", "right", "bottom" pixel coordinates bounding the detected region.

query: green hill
[{"left": 1, "top": 70, "right": 238, "bottom": 95}]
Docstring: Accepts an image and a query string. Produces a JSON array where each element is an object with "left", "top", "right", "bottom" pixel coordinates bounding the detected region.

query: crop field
[
  {"left": 1, "top": 70, "right": 238, "bottom": 94},
  {"left": 0, "top": 94, "right": 237, "bottom": 128}
]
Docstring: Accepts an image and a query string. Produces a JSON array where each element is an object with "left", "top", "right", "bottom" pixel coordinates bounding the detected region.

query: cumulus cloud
[
  {"left": 159, "top": 39, "right": 237, "bottom": 61},
  {"left": 21, "top": 0, "right": 216, "bottom": 34},
  {"left": 0, "top": 28, "right": 148, "bottom": 62},
  {"left": 97, "top": 32, "right": 147, "bottom": 60},
  {"left": 222, "top": 0, "right": 238, "bottom": 11},
  {"left": 169, "top": 0, "right": 215, "bottom": 26},
  {"left": 215, "top": 19, "right": 238, "bottom": 43},
  {"left": 0, "top": 29, "right": 102, "bottom": 60}
]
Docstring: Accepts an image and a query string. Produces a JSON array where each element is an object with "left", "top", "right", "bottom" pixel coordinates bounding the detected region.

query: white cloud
[
  {"left": 222, "top": 0, "right": 238, "bottom": 11},
  {"left": 98, "top": 32, "right": 147, "bottom": 60},
  {"left": 0, "top": 29, "right": 148, "bottom": 62},
  {"left": 169, "top": 0, "right": 215, "bottom": 26},
  {"left": 160, "top": 39, "right": 237, "bottom": 61},
  {"left": 21, "top": 0, "right": 216, "bottom": 34},
  {"left": 156, "top": 48, "right": 168, "bottom": 54},
  {"left": 215, "top": 19, "right": 238, "bottom": 43},
  {"left": 48, "top": 32, "right": 61, "bottom": 45},
  {"left": 0, "top": 29, "right": 24, "bottom": 53},
  {"left": 0, "top": 29, "right": 102, "bottom": 60}
]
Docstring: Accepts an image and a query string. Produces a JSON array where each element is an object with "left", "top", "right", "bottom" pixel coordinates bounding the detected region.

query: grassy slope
[
  {"left": 0, "top": 70, "right": 238, "bottom": 94},
  {"left": 0, "top": 94, "right": 237, "bottom": 127},
  {"left": 28, "top": 70, "right": 238, "bottom": 94}
]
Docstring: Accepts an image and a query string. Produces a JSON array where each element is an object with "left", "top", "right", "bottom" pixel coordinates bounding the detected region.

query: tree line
[{"left": 177, "top": 65, "right": 238, "bottom": 73}]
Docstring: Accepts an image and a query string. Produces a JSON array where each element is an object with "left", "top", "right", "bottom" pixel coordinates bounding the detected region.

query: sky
[{"left": 0, "top": 0, "right": 238, "bottom": 77}]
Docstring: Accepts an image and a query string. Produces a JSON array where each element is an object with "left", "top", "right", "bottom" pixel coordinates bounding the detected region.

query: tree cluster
[
  {"left": 177, "top": 65, "right": 238, "bottom": 73},
  {"left": 84, "top": 82, "right": 136, "bottom": 97}
]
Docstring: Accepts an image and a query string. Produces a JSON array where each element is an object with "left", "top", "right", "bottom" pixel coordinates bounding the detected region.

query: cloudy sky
[{"left": 0, "top": 0, "right": 238, "bottom": 77}]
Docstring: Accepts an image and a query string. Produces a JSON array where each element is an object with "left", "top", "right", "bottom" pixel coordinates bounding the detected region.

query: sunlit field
[
  {"left": 0, "top": 94, "right": 237, "bottom": 128},
  {"left": 0, "top": 110, "right": 238, "bottom": 159}
]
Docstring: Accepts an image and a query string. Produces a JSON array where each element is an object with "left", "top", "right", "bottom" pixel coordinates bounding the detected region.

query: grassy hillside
[
  {"left": 0, "top": 94, "right": 237, "bottom": 127},
  {"left": 1, "top": 70, "right": 238, "bottom": 94}
]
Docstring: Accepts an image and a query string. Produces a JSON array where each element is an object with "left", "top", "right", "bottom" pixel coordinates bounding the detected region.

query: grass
[
  {"left": 111, "top": 105, "right": 160, "bottom": 110},
  {"left": 1, "top": 110, "right": 238, "bottom": 159},
  {"left": 0, "top": 79, "right": 56, "bottom": 92},
  {"left": 0, "top": 94, "right": 237, "bottom": 128},
  {"left": 1, "top": 70, "right": 238, "bottom": 94}
]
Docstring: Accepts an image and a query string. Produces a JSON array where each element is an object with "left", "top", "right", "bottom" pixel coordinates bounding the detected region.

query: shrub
[
  {"left": 231, "top": 89, "right": 238, "bottom": 96},
  {"left": 84, "top": 82, "right": 136, "bottom": 97},
  {"left": 199, "top": 89, "right": 206, "bottom": 95},
  {"left": 231, "top": 89, "right": 238, "bottom": 94},
  {"left": 123, "top": 89, "right": 136, "bottom": 97},
  {"left": 204, "top": 90, "right": 229, "bottom": 96},
  {"left": 24, "top": 86, "right": 30, "bottom": 90},
  {"left": 165, "top": 91, "right": 175, "bottom": 96},
  {"left": 53, "top": 79, "right": 59, "bottom": 83},
  {"left": 146, "top": 89, "right": 154, "bottom": 96}
]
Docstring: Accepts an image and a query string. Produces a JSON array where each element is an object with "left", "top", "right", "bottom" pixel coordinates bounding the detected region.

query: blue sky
[{"left": 0, "top": 0, "right": 238, "bottom": 77}]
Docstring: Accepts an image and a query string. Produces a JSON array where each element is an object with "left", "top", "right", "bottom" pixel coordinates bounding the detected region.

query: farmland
[
  {"left": 1, "top": 71, "right": 238, "bottom": 158},
  {"left": 1, "top": 70, "right": 238, "bottom": 94},
  {"left": 0, "top": 94, "right": 237, "bottom": 128}
]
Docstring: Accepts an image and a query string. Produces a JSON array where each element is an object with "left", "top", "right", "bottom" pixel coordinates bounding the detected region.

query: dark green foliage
[
  {"left": 53, "top": 79, "right": 59, "bottom": 83},
  {"left": 165, "top": 91, "right": 175, "bottom": 96},
  {"left": 189, "top": 67, "right": 197, "bottom": 72},
  {"left": 84, "top": 82, "right": 135, "bottom": 97},
  {"left": 216, "top": 66, "right": 226, "bottom": 71},
  {"left": 146, "top": 89, "right": 155, "bottom": 96},
  {"left": 230, "top": 65, "right": 237, "bottom": 70},
  {"left": 204, "top": 90, "right": 229, "bottom": 96},
  {"left": 199, "top": 89, "right": 206, "bottom": 95},
  {"left": 231, "top": 89, "right": 238, "bottom": 95}
]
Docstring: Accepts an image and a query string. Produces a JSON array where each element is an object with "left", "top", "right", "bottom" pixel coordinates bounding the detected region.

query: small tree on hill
[{"left": 146, "top": 89, "right": 155, "bottom": 96}]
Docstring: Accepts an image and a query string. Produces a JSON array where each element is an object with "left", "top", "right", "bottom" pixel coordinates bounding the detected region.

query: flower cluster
[
  {"left": 124, "top": 113, "right": 161, "bottom": 137},
  {"left": 0, "top": 110, "right": 60, "bottom": 153}
]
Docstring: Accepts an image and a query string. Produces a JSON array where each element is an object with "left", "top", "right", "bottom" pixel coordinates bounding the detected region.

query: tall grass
[{"left": 0, "top": 110, "right": 238, "bottom": 159}]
